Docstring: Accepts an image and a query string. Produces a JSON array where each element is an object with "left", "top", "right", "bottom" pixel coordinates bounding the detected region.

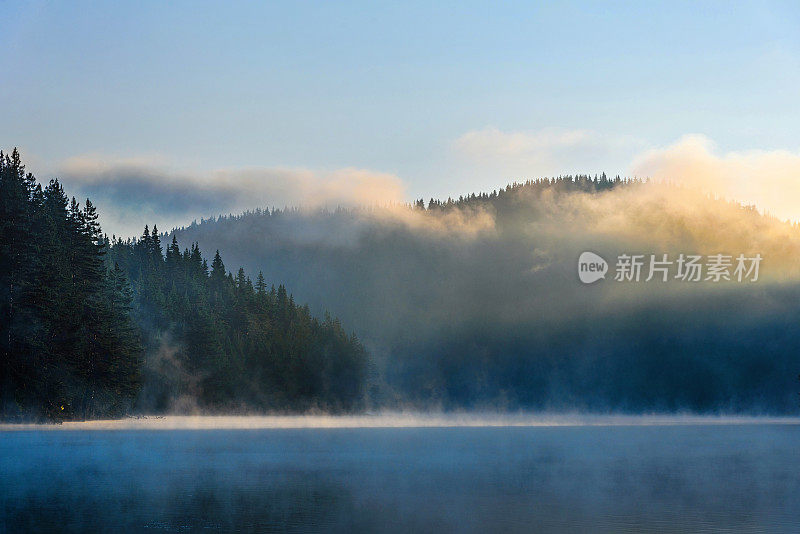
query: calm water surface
[{"left": 1, "top": 422, "right": 799, "bottom": 532}]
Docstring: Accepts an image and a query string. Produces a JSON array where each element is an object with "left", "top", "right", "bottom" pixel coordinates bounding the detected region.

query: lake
[{"left": 1, "top": 415, "right": 799, "bottom": 532}]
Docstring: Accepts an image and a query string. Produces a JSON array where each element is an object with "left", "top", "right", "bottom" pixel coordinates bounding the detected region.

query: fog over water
[{"left": 2, "top": 418, "right": 799, "bottom": 532}]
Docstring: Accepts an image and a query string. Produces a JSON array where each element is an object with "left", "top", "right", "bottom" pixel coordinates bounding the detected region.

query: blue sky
[{"left": 2, "top": 1, "right": 800, "bottom": 235}]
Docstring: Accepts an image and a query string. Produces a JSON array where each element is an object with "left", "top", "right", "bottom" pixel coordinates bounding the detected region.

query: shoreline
[{"left": 2, "top": 413, "right": 800, "bottom": 431}]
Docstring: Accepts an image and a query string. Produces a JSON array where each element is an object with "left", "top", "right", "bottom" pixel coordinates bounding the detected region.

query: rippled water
[{"left": 1, "top": 418, "right": 799, "bottom": 532}]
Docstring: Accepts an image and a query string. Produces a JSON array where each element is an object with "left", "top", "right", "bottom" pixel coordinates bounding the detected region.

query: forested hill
[
  {"left": 0, "top": 150, "right": 367, "bottom": 421},
  {"left": 5, "top": 147, "right": 800, "bottom": 416},
  {"left": 173, "top": 175, "right": 800, "bottom": 413},
  {"left": 107, "top": 230, "right": 367, "bottom": 414}
]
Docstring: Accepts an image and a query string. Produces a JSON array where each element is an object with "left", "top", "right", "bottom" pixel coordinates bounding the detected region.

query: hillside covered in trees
[
  {"left": 0, "top": 150, "right": 367, "bottom": 421},
  {"left": 107, "top": 229, "right": 367, "bottom": 414},
  {"left": 174, "top": 176, "right": 800, "bottom": 413},
  {"left": 4, "top": 146, "right": 800, "bottom": 417}
]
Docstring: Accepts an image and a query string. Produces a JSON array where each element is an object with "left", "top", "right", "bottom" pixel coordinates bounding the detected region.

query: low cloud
[
  {"left": 630, "top": 134, "right": 800, "bottom": 222},
  {"left": 452, "top": 128, "right": 800, "bottom": 222},
  {"left": 58, "top": 156, "right": 405, "bottom": 237},
  {"left": 53, "top": 132, "right": 800, "bottom": 238},
  {"left": 450, "top": 127, "right": 645, "bottom": 184}
]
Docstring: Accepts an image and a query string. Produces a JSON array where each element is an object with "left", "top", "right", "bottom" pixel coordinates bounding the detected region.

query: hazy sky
[{"left": 2, "top": 1, "right": 800, "bottom": 236}]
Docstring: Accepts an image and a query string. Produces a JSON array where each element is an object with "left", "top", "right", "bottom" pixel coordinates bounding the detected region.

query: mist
[
  {"left": 57, "top": 155, "right": 406, "bottom": 238},
  {"left": 4, "top": 422, "right": 798, "bottom": 532},
  {"left": 169, "top": 178, "right": 800, "bottom": 413}
]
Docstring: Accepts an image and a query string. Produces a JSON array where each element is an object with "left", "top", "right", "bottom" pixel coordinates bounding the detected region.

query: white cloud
[
  {"left": 449, "top": 127, "right": 645, "bottom": 184},
  {"left": 453, "top": 127, "right": 595, "bottom": 159},
  {"left": 630, "top": 134, "right": 800, "bottom": 221},
  {"left": 54, "top": 132, "right": 800, "bottom": 238},
  {"left": 451, "top": 128, "right": 800, "bottom": 222}
]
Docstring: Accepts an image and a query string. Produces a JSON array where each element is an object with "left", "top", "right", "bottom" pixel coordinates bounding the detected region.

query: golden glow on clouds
[
  {"left": 55, "top": 132, "right": 800, "bottom": 238},
  {"left": 630, "top": 134, "right": 800, "bottom": 222}
]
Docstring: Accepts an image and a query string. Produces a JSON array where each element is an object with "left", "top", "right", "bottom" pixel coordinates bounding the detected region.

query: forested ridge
[
  {"left": 0, "top": 150, "right": 367, "bottom": 421},
  {"left": 173, "top": 175, "right": 800, "bottom": 413}
]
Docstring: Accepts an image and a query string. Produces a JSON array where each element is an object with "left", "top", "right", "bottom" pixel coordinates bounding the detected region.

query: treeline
[
  {"left": 0, "top": 149, "right": 141, "bottom": 421},
  {"left": 106, "top": 229, "right": 367, "bottom": 413},
  {"left": 176, "top": 173, "right": 634, "bottom": 232},
  {"left": 0, "top": 150, "right": 368, "bottom": 421},
  {"left": 410, "top": 172, "right": 631, "bottom": 211}
]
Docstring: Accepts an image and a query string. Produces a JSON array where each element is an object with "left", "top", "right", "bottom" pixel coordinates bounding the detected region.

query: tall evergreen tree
[
  {"left": 1, "top": 151, "right": 145, "bottom": 420},
  {"left": 0, "top": 149, "right": 37, "bottom": 413},
  {"left": 255, "top": 271, "right": 267, "bottom": 296}
]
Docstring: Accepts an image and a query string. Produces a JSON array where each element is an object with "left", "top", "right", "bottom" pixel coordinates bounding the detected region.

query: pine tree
[
  {"left": 0, "top": 149, "right": 37, "bottom": 415},
  {"left": 149, "top": 225, "right": 163, "bottom": 264},
  {"left": 1, "top": 152, "right": 146, "bottom": 420},
  {"left": 235, "top": 267, "right": 247, "bottom": 290},
  {"left": 165, "top": 236, "right": 180, "bottom": 268},
  {"left": 210, "top": 250, "right": 226, "bottom": 283},
  {"left": 101, "top": 264, "right": 143, "bottom": 413},
  {"left": 255, "top": 271, "right": 267, "bottom": 296}
]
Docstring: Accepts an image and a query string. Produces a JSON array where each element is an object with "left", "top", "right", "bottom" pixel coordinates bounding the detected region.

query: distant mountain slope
[{"left": 172, "top": 176, "right": 800, "bottom": 412}]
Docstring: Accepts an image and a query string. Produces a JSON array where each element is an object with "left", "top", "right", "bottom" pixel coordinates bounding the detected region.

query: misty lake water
[{"left": 1, "top": 416, "right": 799, "bottom": 533}]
